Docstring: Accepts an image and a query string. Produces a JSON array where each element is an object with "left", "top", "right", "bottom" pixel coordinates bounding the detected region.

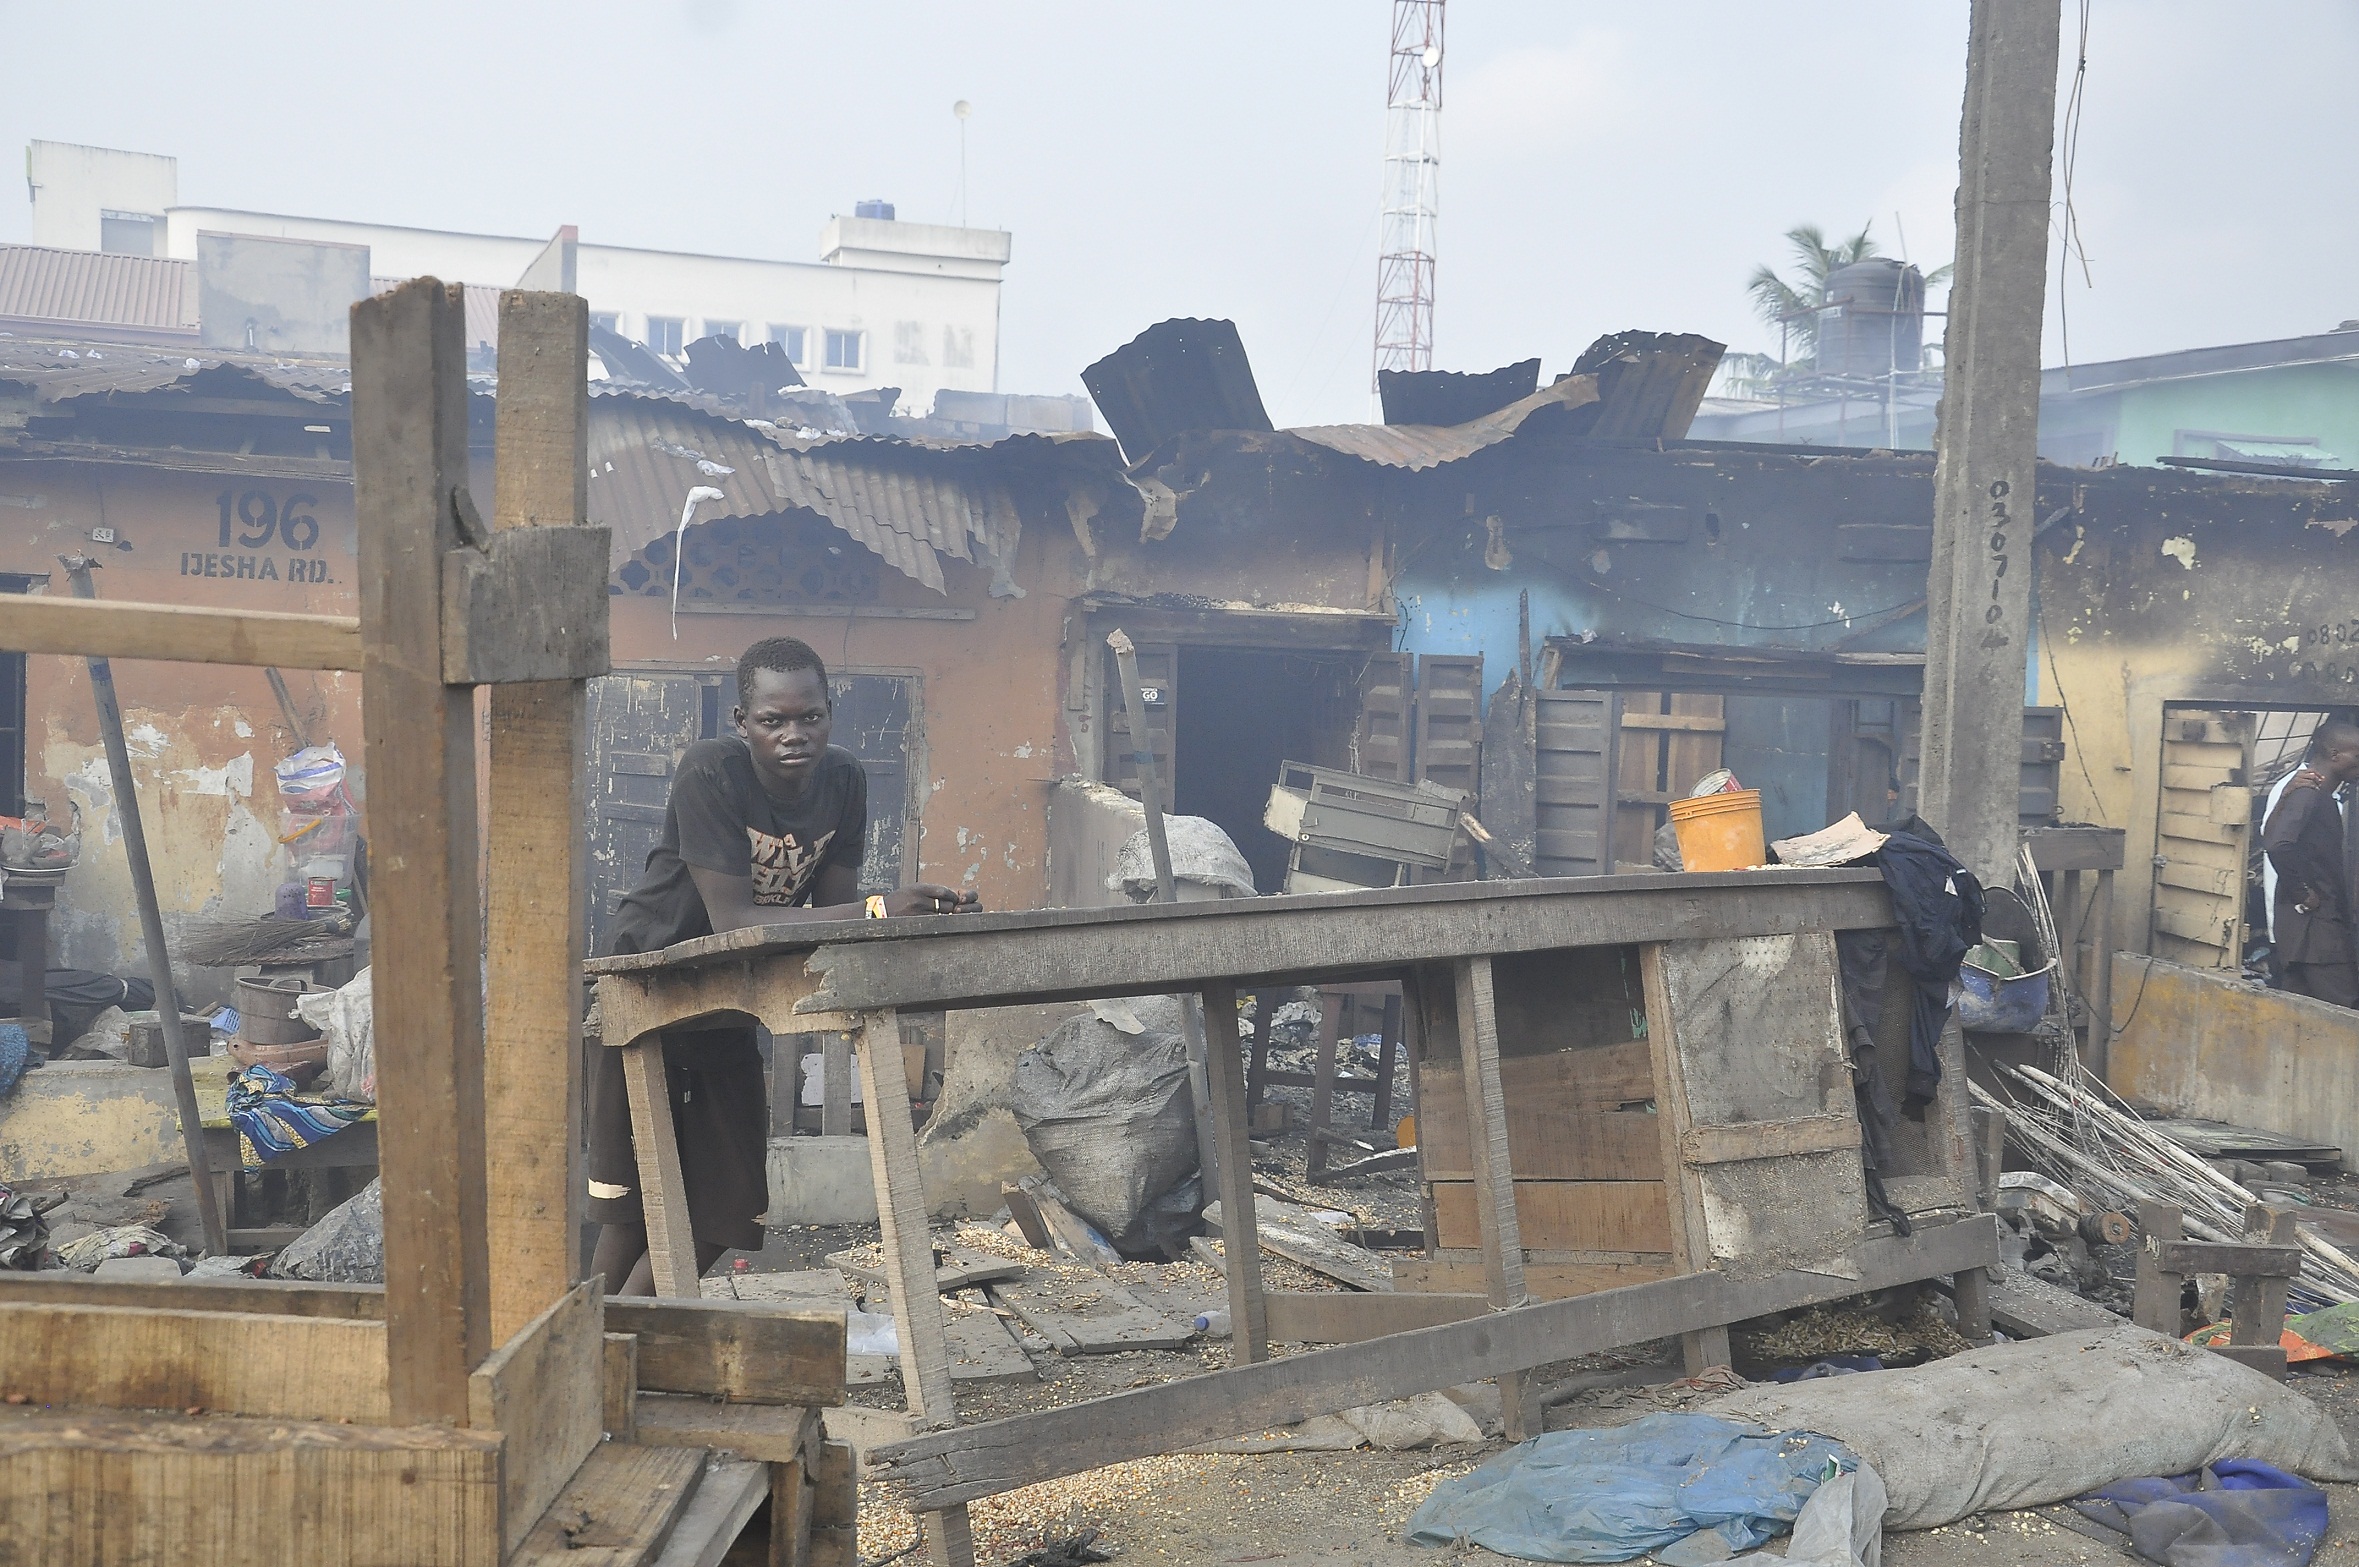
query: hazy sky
[{"left": 5, "top": 1, "right": 2353, "bottom": 425}]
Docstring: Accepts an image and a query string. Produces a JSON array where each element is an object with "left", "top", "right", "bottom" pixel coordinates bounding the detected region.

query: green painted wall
[{"left": 2045, "top": 361, "right": 2359, "bottom": 468}]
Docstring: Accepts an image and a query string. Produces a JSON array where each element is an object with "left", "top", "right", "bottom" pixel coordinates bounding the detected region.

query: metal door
[
  {"left": 2152, "top": 708, "right": 2253, "bottom": 970},
  {"left": 1412, "top": 654, "right": 1484, "bottom": 805},
  {"left": 1352, "top": 650, "right": 1414, "bottom": 782},
  {"left": 1533, "top": 689, "right": 1618, "bottom": 877}
]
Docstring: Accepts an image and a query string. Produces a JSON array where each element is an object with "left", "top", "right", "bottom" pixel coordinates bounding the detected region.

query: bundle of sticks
[{"left": 1973, "top": 1061, "right": 2359, "bottom": 1309}]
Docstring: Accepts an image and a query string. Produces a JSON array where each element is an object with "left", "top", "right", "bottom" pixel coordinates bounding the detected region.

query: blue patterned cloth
[
  {"left": 0, "top": 1024, "right": 27, "bottom": 1097},
  {"left": 225, "top": 1064, "right": 368, "bottom": 1168}
]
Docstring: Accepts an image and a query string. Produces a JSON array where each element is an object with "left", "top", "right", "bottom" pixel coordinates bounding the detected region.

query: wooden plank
[
  {"left": 848, "top": 1005, "right": 974, "bottom": 1567},
  {"left": 587, "top": 868, "right": 1894, "bottom": 992},
  {"left": 610, "top": 1297, "right": 846, "bottom": 1406},
  {"left": 1431, "top": 1181, "right": 1674, "bottom": 1253},
  {"left": 484, "top": 290, "right": 594, "bottom": 1346},
  {"left": 1200, "top": 979, "right": 1270, "bottom": 1362},
  {"left": 2155, "top": 1240, "right": 2302, "bottom": 1279},
  {"left": 1642, "top": 943, "right": 1727, "bottom": 1373},
  {"left": 820, "top": 1034, "right": 852, "bottom": 1137},
  {"left": 809, "top": 1439, "right": 858, "bottom": 1566},
  {"left": 604, "top": 1332, "right": 639, "bottom": 1440},
  {"left": 509, "top": 1441, "right": 706, "bottom": 1566},
  {"left": 1449, "top": 954, "right": 1529, "bottom": 1439},
  {"left": 872, "top": 1216, "right": 2000, "bottom": 1510},
  {"left": 1391, "top": 1252, "right": 1677, "bottom": 1300},
  {"left": 1617, "top": 713, "right": 1725, "bottom": 732},
  {"left": 1205, "top": 1197, "right": 1395, "bottom": 1293},
  {"left": 1985, "top": 1269, "right": 2123, "bottom": 1337},
  {"left": 1263, "top": 1290, "right": 1488, "bottom": 1342},
  {"left": 771, "top": 1454, "right": 816, "bottom": 1567},
  {"left": 0, "top": 1406, "right": 501, "bottom": 1566},
  {"left": 468, "top": 1278, "right": 605, "bottom": 1555},
  {"left": 1419, "top": 1053, "right": 1662, "bottom": 1179},
  {"left": 1681, "top": 1114, "right": 1863, "bottom": 1166},
  {"left": 651, "top": 1458, "right": 771, "bottom": 1567},
  {"left": 442, "top": 524, "right": 612, "bottom": 685},
  {"left": 633, "top": 1395, "right": 819, "bottom": 1464},
  {"left": 623, "top": 1035, "right": 703, "bottom": 1298},
  {"left": 0, "top": 593, "right": 361, "bottom": 670},
  {"left": 989, "top": 1276, "right": 1193, "bottom": 1356},
  {"left": 943, "top": 1306, "right": 1039, "bottom": 1383},
  {"left": 0, "top": 1301, "right": 390, "bottom": 1422},
  {"left": 352, "top": 276, "right": 491, "bottom": 1424}
]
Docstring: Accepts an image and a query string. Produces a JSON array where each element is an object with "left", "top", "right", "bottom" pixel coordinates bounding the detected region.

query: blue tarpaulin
[{"left": 1406, "top": 1412, "right": 1856, "bottom": 1563}]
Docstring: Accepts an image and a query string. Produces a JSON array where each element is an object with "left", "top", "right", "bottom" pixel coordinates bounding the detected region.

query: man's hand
[{"left": 883, "top": 884, "right": 983, "bottom": 917}]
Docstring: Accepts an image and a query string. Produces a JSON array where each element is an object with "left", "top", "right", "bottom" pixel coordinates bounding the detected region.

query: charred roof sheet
[
  {"left": 1566, "top": 331, "right": 1724, "bottom": 440},
  {"left": 0, "top": 340, "right": 348, "bottom": 405},
  {"left": 1082, "top": 318, "right": 1273, "bottom": 463},
  {"left": 1379, "top": 359, "right": 1541, "bottom": 427},
  {"left": 0, "top": 244, "right": 199, "bottom": 337},
  {"left": 1289, "top": 375, "right": 1604, "bottom": 472}
]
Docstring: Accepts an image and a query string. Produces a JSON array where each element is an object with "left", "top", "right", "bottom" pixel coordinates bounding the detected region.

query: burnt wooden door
[
  {"left": 1352, "top": 651, "right": 1414, "bottom": 783},
  {"left": 2152, "top": 708, "right": 2252, "bottom": 971},
  {"left": 1533, "top": 689, "right": 1618, "bottom": 877},
  {"left": 1103, "top": 641, "right": 1177, "bottom": 801},
  {"left": 1413, "top": 654, "right": 1484, "bottom": 806},
  {"left": 585, "top": 668, "right": 915, "bottom": 956},
  {"left": 1615, "top": 694, "right": 1727, "bottom": 871}
]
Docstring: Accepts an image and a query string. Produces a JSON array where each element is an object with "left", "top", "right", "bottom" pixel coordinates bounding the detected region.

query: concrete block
[
  {"left": 764, "top": 1136, "right": 877, "bottom": 1225},
  {"left": 0, "top": 1062, "right": 183, "bottom": 1182},
  {"left": 93, "top": 1256, "right": 184, "bottom": 1281}
]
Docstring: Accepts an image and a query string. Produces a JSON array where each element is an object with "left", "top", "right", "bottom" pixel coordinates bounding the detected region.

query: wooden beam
[
  {"left": 0, "top": 1406, "right": 502, "bottom": 1567},
  {"left": 873, "top": 1217, "right": 1999, "bottom": 1511},
  {"left": 651, "top": 1457, "right": 771, "bottom": 1567},
  {"left": 443, "top": 524, "right": 612, "bottom": 685},
  {"left": 0, "top": 593, "right": 361, "bottom": 670},
  {"left": 1448, "top": 955, "right": 1529, "bottom": 1437},
  {"left": 603, "top": 1332, "right": 638, "bottom": 1440},
  {"left": 0, "top": 1301, "right": 390, "bottom": 1422},
  {"left": 849, "top": 1006, "right": 976, "bottom": 1567},
  {"left": 484, "top": 290, "right": 594, "bottom": 1345},
  {"left": 632, "top": 1395, "right": 819, "bottom": 1465},
  {"left": 468, "top": 1279, "right": 605, "bottom": 1555},
  {"left": 353, "top": 276, "right": 492, "bottom": 1424},
  {"left": 622, "top": 1035, "right": 703, "bottom": 1299},
  {"left": 1263, "top": 1290, "right": 1487, "bottom": 1343},
  {"left": 1200, "top": 979, "right": 1269, "bottom": 1363},
  {"left": 1642, "top": 943, "right": 1731, "bottom": 1374},
  {"left": 612, "top": 1296, "right": 846, "bottom": 1406}
]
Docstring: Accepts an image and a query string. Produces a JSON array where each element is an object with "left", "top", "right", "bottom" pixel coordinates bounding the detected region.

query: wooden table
[{"left": 592, "top": 868, "right": 1992, "bottom": 1563}]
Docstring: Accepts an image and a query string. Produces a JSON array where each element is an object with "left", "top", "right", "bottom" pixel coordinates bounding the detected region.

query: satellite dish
[
  {"left": 1422, "top": 44, "right": 1440, "bottom": 68},
  {"left": 953, "top": 99, "right": 972, "bottom": 119}
]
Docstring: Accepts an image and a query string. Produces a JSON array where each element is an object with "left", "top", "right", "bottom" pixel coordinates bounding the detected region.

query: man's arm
[{"left": 686, "top": 863, "right": 978, "bottom": 934}]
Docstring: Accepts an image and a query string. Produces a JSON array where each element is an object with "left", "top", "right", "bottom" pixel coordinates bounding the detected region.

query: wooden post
[
  {"left": 1915, "top": 0, "right": 2063, "bottom": 888},
  {"left": 352, "top": 278, "right": 493, "bottom": 1423},
  {"left": 484, "top": 289, "right": 592, "bottom": 1344},
  {"left": 2133, "top": 1201, "right": 2185, "bottom": 1336},
  {"left": 850, "top": 1007, "right": 974, "bottom": 1567},
  {"left": 620, "top": 1037, "right": 702, "bottom": 1299},
  {"left": 821, "top": 1033, "right": 852, "bottom": 1136},
  {"left": 1307, "top": 991, "right": 1342, "bottom": 1181},
  {"left": 2089, "top": 867, "right": 2116, "bottom": 1084},
  {"left": 1200, "top": 980, "right": 1270, "bottom": 1364},
  {"left": 1641, "top": 944, "right": 1732, "bottom": 1375},
  {"left": 1450, "top": 956, "right": 1532, "bottom": 1438},
  {"left": 2229, "top": 1204, "right": 2299, "bottom": 1371},
  {"left": 58, "top": 559, "right": 226, "bottom": 1258}
]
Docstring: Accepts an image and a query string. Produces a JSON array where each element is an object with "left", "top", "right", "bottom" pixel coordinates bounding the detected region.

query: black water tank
[
  {"left": 855, "top": 199, "right": 896, "bottom": 220},
  {"left": 1816, "top": 259, "right": 1925, "bottom": 378}
]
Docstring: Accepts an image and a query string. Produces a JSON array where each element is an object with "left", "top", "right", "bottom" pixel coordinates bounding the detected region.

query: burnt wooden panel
[
  {"left": 1353, "top": 650, "right": 1413, "bottom": 782},
  {"left": 1534, "top": 689, "right": 1617, "bottom": 877},
  {"left": 1104, "top": 640, "right": 1177, "bottom": 801},
  {"left": 1413, "top": 653, "right": 1483, "bottom": 805}
]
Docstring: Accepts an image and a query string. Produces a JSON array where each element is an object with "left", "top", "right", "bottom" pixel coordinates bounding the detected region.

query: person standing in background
[{"left": 2262, "top": 717, "right": 2359, "bottom": 1007}]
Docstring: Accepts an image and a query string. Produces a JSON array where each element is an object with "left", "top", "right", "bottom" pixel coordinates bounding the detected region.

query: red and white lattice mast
[{"left": 1374, "top": 0, "right": 1445, "bottom": 389}]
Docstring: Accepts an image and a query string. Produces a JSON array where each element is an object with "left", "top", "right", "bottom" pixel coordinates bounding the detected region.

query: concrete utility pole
[{"left": 1918, "top": 0, "right": 2063, "bottom": 888}]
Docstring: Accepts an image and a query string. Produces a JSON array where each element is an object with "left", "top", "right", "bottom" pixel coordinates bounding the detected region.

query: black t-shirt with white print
[{"left": 607, "top": 737, "right": 868, "bottom": 958}]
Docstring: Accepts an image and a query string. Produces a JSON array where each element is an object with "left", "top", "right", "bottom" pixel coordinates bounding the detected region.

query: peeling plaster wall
[
  {"left": 2036, "top": 471, "right": 2359, "bottom": 949},
  {"left": 0, "top": 461, "right": 360, "bottom": 997}
]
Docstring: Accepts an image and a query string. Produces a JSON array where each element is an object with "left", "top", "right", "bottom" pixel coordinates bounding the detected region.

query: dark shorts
[
  {"left": 586, "top": 1026, "right": 769, "bottom": 1254},
  {"left": 2283, "top": 961, "right": 2359, "bottom": 1010}
]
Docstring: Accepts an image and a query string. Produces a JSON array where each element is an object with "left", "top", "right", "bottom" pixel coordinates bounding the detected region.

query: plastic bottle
[{"left": 1192, "top": 1309, "right": 1231, "bottom": 1339}]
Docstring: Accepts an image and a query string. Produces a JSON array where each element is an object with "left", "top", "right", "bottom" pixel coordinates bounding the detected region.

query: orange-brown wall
[{"left": 0, "top": 461, "right": 360, "bottom": 996}]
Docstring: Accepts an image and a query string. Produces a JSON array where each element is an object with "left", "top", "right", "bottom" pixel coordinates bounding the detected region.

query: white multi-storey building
[{"left": 23, "top": 139, "right": 1012, "bottom": 415}]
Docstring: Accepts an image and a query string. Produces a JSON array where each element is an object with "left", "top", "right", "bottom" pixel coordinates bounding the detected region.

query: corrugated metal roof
[
  {"left": 1082, "top": 318, "right": 1273, "bottom": 463},
  {"left": 0, "top": 341, "right": 347, "bottom": 405},
  {"left": 0, "top": 244, "right": 198, "bottom": 334},
  {"left": 1288, "top": 374, "right": 1603, "bottom": 471}
]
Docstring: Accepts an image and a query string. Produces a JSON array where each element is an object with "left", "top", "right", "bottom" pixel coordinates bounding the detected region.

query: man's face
[
  {"left": 736, "top": 666, "right": 832, "bottom": 792},
  {"left": 2326, "top": 737, "right": 2359, "bottom": 783}
]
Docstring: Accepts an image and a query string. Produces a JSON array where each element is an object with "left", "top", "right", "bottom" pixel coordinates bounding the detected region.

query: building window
[
  {"left": 646, "top": 316, "right": 685, "bottom": 357},
  {"left": 942, "top": 324, "right": 976, "bottom": 369},
  {"left": 99, "top": 210, "right": 159, "bottom": 257},
  {"left": 824, "top": 329, "right": 864, "bottom": 372},
  {"left": 893, "top": 321, "right": 929, "bottom": 366},
  {"left": 701, "top": 320, "right": 741, "bottom": 344},
  {"left": 590, "top": 311, "right": 620, "bottom": 335},
  {"left": 768, "top": 325, "right": 808, "bottom": 366}
]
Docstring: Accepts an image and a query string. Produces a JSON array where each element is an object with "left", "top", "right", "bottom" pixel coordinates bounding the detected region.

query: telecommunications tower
[{"left": 1373, "top": 0, "right": 1445, "bottom": 388}]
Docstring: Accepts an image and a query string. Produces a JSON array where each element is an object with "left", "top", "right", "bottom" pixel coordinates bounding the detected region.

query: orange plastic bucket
[{"left": 1667, "top": 788, "right": 1767, "bottom": 871}]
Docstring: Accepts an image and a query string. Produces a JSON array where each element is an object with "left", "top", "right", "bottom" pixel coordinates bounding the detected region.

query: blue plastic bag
[{"left": 1406, "top": 1411, "right": 1856, "bottom": 1563}]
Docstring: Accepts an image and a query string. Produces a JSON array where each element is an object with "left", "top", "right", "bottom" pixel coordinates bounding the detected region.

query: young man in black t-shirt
[{"left": 587, "top": 636, "right": 978, "bottom": 1295}]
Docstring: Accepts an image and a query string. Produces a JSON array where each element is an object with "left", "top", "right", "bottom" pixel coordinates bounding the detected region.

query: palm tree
[{"left": 1746, "top": 222, "right": 1883, "bottom": 367}]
